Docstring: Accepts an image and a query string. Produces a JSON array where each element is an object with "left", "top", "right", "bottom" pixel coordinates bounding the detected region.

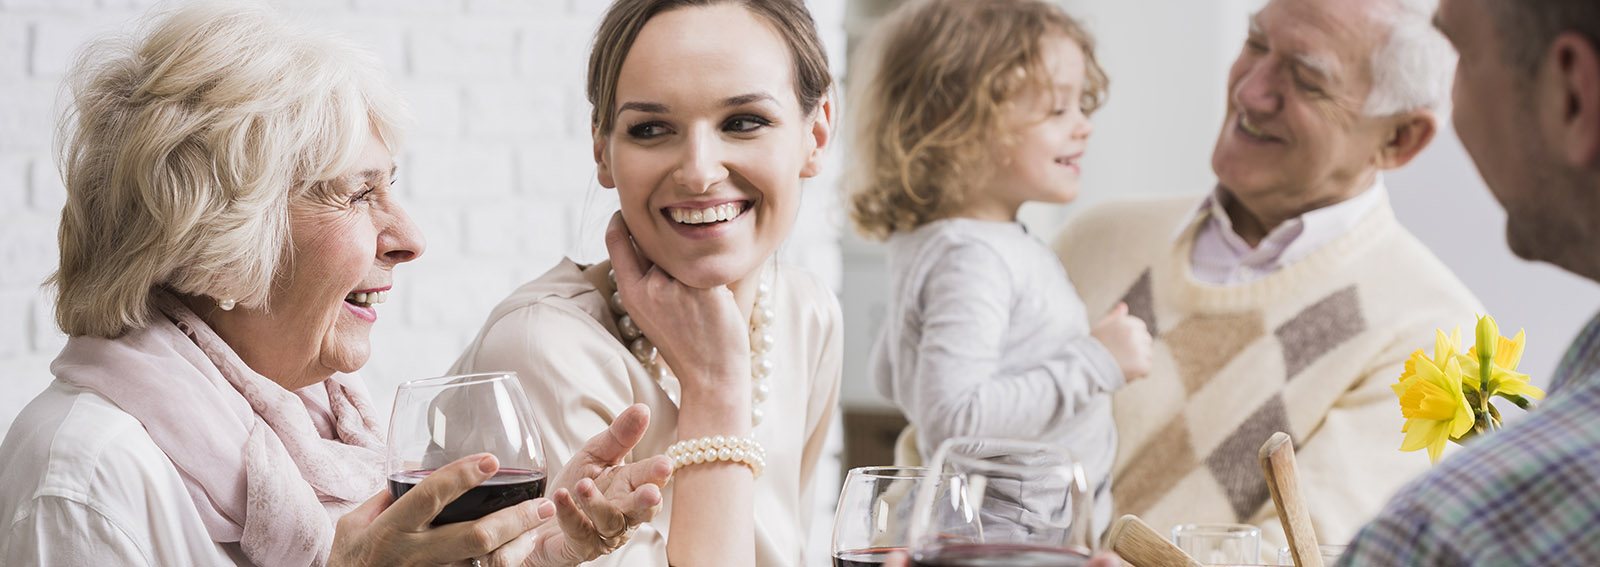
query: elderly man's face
[{"left": 1212, "top": 0, "right": 1395, "bottom": 210}]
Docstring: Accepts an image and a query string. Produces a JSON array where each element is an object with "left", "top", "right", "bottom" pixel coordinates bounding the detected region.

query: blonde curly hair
[{"left": 847, "top": 0, "right": 1107, "bottom": 239}]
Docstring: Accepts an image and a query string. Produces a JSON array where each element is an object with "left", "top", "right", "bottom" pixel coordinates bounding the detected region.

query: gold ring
[{"left": 597, "top": 526, "right": 629, "bottom": 549}]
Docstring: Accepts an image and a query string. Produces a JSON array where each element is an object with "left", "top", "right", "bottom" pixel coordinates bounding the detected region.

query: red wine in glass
[
  {"left": 910, "top": 543, "right": 1090, "bottom": 567},
  {"left": 388, "top": 468, "right": 546, "bottom": 526},
  {"left": 835, "top": 547, "right": 903, "bottom": 567}
]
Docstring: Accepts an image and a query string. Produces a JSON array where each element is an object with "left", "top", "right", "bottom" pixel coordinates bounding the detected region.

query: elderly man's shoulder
[
  {"left": 1052, "top": 194, "right": 1200, "bottom": 288},
  {"left": 1053, "top": 194, "right": 1200, "bottom": 265},
  {"left": 1057, "top": 195, "right": 1200, "bottom": 243},
  {"left": 1354, "top": 218, "right": 1481, "bottom": 315}
]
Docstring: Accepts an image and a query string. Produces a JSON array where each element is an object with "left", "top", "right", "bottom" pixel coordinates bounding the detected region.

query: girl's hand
[
  {"left": 329, "top": 454, "right": 555, "bottom": 567},
  {"left": 604, "top": 212, "right": 753, "bottom": 400},
  {"left": 1091, "top": 302, "right": 1153, "bottom": 383},
  {"left": 524, "top": 404, "right": 673, "bottom": 566}
]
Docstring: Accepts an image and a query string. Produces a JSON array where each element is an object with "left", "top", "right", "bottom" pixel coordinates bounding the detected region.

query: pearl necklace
[{"left": 607, "top": 268, "right": 775, "bottom": 426}]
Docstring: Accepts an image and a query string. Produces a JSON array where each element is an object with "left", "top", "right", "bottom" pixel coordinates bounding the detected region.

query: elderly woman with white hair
[{"left": 0, "top": 3, "right": 668, "bottom": 566}]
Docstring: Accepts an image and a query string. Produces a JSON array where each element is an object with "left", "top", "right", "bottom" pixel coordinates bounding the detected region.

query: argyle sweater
[{"left": 1053, "top": 193, "right": 1480, "bottom": 552}]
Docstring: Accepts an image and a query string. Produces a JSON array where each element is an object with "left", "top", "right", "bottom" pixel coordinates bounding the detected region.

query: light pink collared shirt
[{"left": 1178, "top": 177, "right": 1386, "bottom": 285}]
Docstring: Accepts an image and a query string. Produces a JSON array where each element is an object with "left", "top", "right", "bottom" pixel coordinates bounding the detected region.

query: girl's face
[
  {"left": 595, "top": 3, "right": 831, "bottom": 289},
  {"left": 971, "top": 35, "right": 1094, "bottom": 220}
]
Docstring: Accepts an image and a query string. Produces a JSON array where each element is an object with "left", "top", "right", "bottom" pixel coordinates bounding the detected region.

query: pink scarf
[{"left": 52, "top": 292, "right": 386, "bottom": 566}]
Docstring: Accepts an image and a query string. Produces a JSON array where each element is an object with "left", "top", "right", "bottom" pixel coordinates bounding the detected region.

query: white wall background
[{"left": 839, "top": 0, "right": 1600, "bottom": 411}]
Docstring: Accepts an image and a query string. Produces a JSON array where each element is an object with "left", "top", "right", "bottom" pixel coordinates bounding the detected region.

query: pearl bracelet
[{"left": 666, "top": 435, "right": 766, "bottom": 479}]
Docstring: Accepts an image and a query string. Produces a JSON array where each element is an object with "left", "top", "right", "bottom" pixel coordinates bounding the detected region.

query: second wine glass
[
  {"left": 834, "top": 466, "right": 955, "bottom": 567},
  {"left": 386, "top": 371, "right": 546, "bottom": 525},
  {"left": 907, "top": 437, "right": 1096, "bottom": 567}
]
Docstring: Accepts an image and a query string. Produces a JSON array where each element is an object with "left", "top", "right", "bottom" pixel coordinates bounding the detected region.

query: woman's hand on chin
[
  {"left": 525, "top": 403, "right": 672, "bottom": 566},
  {"left": 329, "top": 454, "right": 555, "bottom": 567},
  {"left": 606, "top": 212, "right": 753, "bottom": 401}
]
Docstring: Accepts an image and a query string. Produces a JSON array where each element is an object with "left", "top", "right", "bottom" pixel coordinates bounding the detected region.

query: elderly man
[
  {"left": 1054, "top": 0, "right": 1477, "bottom": 548},
  {"left": 1335, "top": 0, "right": 1600, "bottom": 564}
]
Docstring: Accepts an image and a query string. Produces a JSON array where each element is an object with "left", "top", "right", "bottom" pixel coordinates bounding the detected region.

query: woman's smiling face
[
  {"left": 204, "top": 129, "right": 426, "bottom": 390},
  {"left": 595, "top": 3, "right": 830, "bottom": 289}
]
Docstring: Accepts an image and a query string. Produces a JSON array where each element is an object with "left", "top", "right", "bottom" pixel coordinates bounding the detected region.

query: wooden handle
[
  {"left": 1259, "top": 432, "right": 1322, "bottom": 567},
  {"left": 1105, "top": 515, "right": 1203, "bottom": 567}
]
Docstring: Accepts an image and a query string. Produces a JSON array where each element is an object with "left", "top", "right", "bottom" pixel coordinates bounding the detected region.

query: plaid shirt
[{"left": 1335, "top": 312, "right": 1600, "bottom": 566}]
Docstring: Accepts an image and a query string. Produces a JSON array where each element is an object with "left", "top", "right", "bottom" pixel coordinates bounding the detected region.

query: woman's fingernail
[
  {"left": 537, "top": 500, "right": 556, "bottom": 520},
  {"left": 478, "top": 455, "right": 497, "bottom": 474}
]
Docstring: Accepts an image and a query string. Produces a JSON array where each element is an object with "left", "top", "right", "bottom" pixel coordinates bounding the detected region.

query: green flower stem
[{"left": 1478, "top": 345, "right": 1497, "bottom": 434}]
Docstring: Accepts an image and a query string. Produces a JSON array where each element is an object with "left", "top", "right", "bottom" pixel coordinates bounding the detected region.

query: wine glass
[
  {"left": 1277, "top": 544, "right": 1345, "bottom": 566},
  {"left": 906, "top": 437, "right": 1096, "bottom": 567},
  {"left": 833, "top": 466, "right": 955, "bottom": 567},
  {"left": 1172, "top": 523, "right": 1260, "bottom": 565},
  {"left": 386, "top": 371, "right": 546, "bottom": 525}
]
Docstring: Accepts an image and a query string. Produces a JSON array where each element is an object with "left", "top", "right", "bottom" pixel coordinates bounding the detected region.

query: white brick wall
[{"left": 0, "top": 0, "right": 847, "bottom": 445}]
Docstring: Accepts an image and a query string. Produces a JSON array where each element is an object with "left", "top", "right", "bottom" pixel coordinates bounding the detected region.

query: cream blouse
[{"left": 449, "top": 259, "right": 843, "bottom": 567}]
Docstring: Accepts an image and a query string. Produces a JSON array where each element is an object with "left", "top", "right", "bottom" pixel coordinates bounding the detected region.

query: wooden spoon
[
  {"left": 1259, "top": 432, "right": 1322, "bottom": 567},
  {"left": 1105, "top": 514, "right": 1203, "bottom": 567}
]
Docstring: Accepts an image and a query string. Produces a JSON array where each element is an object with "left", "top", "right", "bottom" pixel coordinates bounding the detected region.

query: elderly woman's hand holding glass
[
  {"left": 333, "top": 402, "right": 669, "bottom": 567},
  {"left": 0, "top": 3, "right": 666, "bottom": 567}
]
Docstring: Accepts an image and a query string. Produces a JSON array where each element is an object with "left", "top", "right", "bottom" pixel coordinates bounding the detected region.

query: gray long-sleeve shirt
[{"left": 870, "top": 218, "right": 1124, "bottom": 536}]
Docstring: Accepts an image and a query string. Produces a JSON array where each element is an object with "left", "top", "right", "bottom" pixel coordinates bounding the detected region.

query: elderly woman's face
[
  {"left": 213, "top": 130, "right": 425, "bottom": 390},
  {"left": 595, "top": 4, "right": 829, "bottom": 289}
]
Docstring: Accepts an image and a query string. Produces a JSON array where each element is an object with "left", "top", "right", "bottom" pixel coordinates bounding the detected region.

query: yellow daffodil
[
  {"left": 1394, "top": 327, "right": 1461, "bottom": 388},
  {"left": 1458, "top": 315, "right": 1545, "bottom": 402},
  {"left": 1401, "top": 325, "right": 1465, "bottom": 387},
  {"left": 1394, "top": 315, "right": 1546, "bottom": 465},
  {"left": 1393, "top": 349, "right": 1475, "bottom": 464},
  {"left": 1433, "top": 327, "right": 1462, "bottom": 367}
]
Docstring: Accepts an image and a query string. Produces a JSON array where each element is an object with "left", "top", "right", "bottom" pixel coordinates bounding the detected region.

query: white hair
[
  {"left": 50, "top": 0, "right": 411, "bottom": 337},
  {"left": 1364, "top": 0, "right": 1457, "bottom": 117}
]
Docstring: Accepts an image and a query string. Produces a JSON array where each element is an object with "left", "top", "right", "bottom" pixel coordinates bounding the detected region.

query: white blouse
[{"left": 0, "top": 380, "right": 245, "bottom": 566}]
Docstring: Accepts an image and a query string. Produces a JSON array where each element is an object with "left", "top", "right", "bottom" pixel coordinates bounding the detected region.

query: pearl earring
[{"left": 217, "top": 298, "right": 236, "bottom": 311}]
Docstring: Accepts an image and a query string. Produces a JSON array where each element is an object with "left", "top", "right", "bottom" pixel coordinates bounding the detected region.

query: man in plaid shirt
[{"left": 1337, "top": 0, "right": 1600, "bottom": 565}]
